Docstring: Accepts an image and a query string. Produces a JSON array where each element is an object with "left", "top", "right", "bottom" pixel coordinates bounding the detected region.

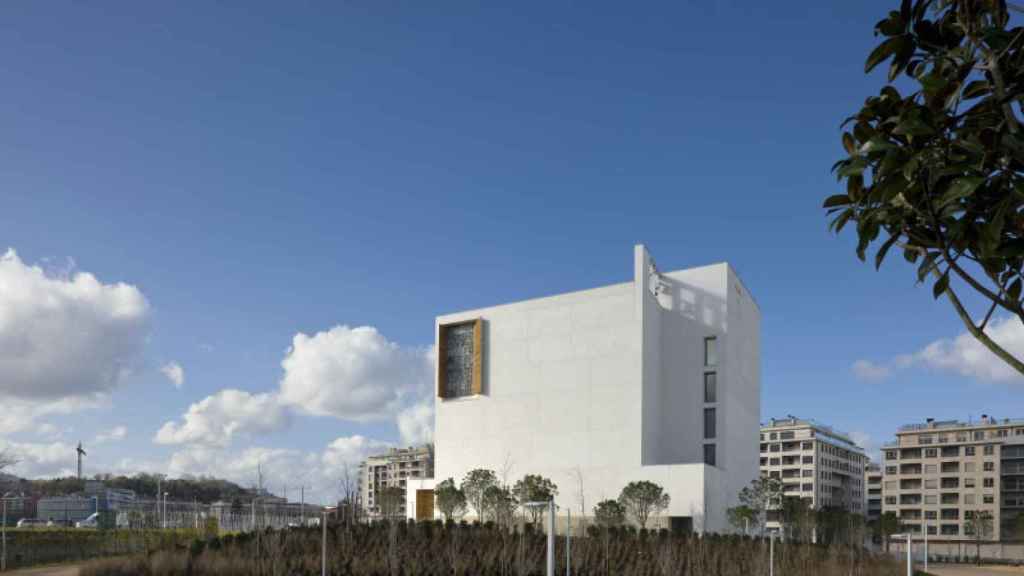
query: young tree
[
  {"left": 435, "top": 478, "right": 468, "bottom": 521},
  {"left": 737, "top": 475, "right": 783, "bottom": 535},
  {"left": 513, "top": 474, "right": 558, "bottom": 524},
  {"left": 727, "top": 504, "right": 757, "bottom": 535},
  {"left": 460, "top": 469, "right": 498, "bottom": 521},
  {"left": 482, "top": 485, "right": 517, "bottom": 527},
  {"left": 826, "top": 0, "right": 1024, "bottom": 377},
  {"left": 377, "top": 486, "right": 405, "bottom": 522},
  {"left": 618, "top": 481, "right": 670, "bottom": 529},
  {"left": 876, "top": 511, "right": 902, "bottom": 553},
  {"left": 966, "top": 510, "right": 994, "bottom": 564},
  {"left": 594, "top": 499, "right": 627, "bottom": 529},
  {"left": 0, "top": 448, "right": 18, "bottom": 474}
]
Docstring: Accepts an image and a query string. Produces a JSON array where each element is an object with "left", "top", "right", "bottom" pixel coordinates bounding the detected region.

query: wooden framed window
[{"left": 437, "top": 318, "right": 483, "bottom": 398}]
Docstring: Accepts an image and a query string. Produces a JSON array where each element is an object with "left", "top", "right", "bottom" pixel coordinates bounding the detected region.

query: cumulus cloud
[
  {"left": 154, "top": 389, "right": 290, "bottom": 448},
  {"left": 165, "top": 435, "right": 390, "bottom": 503},
  {"left": 0, "top": 440, "right": 79, "bottom": 478},
  {"left": 0, "top": 396, "right": 105, "bottom": 436},
  {"left": 852, "top": 316, "right": 1024, "bottom": 383},
  {"left": 95, "top": 425, "right": 128, "bottom": 443},
  {"left": 0, "top": 249, "right": 149, "bottom": 399},
  {"left": 161, "top": 362, "right": 185, "bottom": 389},
  {"left": 851, "top": 360, "right": 890, "bottom": 383},
  {"left": 278, "top": 325, "right": 432, "bottom": 421},
  {"left": 397, "top": 401, "right": 434, "bottom": 446}
]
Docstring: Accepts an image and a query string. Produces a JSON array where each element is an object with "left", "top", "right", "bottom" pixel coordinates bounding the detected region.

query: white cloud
[
  {"left": 278, "top": 325, "right": 432, "bottom": 421},
  {"left": 161, "top": 362, "right": 185, "bottom": 389},
  {"left": 851, "top": 359, "right": 890, "bottom": 382},
  {"left": 154, "top": 389, "right": 290, "bottom": 448},
  {"left": 0, "top": 396, "right": 104, "bottom": 436},
  {"left": 852, "top": 316, "right": 1024, "bottom": 383},
  {"left": 1, "top": 440, "right": 79, "bottom": 478},
  {"left": 849, "top": 430, "right": 880, "bottom": 463},
  {"left": 95, "top": 425, "right": 127, "bottom": 443},
  {"left": 0, "top": 249, "right": 149, "bottom": 399},
  {"left": 165, "top": 435, "right": 390, "bottom": 503},
  {"left": 397, "top": 401, "right": 434, "bottom": 446}
]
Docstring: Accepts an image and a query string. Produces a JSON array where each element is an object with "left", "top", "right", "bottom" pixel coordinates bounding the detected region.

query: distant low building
[{"left": 37, "top": 495, "right": 95, "bottom": 525}]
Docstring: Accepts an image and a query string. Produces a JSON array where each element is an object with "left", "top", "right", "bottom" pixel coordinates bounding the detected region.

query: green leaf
[
  {"left": 875, "top": 233, "right": 899, "bottom": 269},
  {"left": 938, "top": 176, "right": 985, "bottom": 207},
  {"left": 892, "top": 115, "right": 936, "bottom": 136},
  {"left": 876, "top": 13, "right": 905, "bottom": 36},
  {"left": 837, "top": 158, "right": 868, "bottom": 178},
  {"left": 917, "top": 252, "right": 938, "bottom": 282},
  {"left": 903, "top": 247, "right": 921, "bottom": 263},
  {"left": 962, "top": 80, "right": 990, "bottom": 100},
  {"left": 823, "top": 194, "right": 851, "bottom": 208},
  {"left": 842, "top": 132, "right": 856, "bottom": 154},
  {"left": 932, "top": 272, "right": 949, "bottom": 299},
  {"left": 865, "top": 36, "right": 906, "bottom": 74},
  {"left": 830, "top": 208, "right": 855, "bottom": 234},
  {"left": 859, "top": 136, "right": 896, "bottom": 154},
  {"left": 848, "top": 174, "right": 864, "bottom": 201}
]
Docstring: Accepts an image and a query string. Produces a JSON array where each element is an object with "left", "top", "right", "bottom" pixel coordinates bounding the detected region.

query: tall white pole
[
  {"left": 566, "top": 508, "right": 571, "bottom": 576},
  {"left": 924, "top": 523, "right": 929, "bottom": 574},
  {"left": 769, "top": 532, "right": 775, "bottom": 576},
  {"left": 906, "top": 533, "right": 912, "bottom": 576},
  {"left": 546, "top": 500, "right": 554, "bottom": 576}
]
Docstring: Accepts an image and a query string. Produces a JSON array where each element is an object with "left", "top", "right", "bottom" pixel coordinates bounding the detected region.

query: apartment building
[
  {"left": 882, "top": 416, "right": 1024, "bottom": 541},
  {"left": 358, "top": 445, "right": 434, "bottom": 520},
  {"left": 759, "top": 417, "right": 867, "bottom": 527},
  {"left": 865, "top": 461, "right": 882, "bottom": 524},
  {"left": 410, "top": 245, "right": 761, "bottom": 532}
]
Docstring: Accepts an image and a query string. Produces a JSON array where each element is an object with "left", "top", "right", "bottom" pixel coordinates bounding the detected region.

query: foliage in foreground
[
  {"left": 81, "top": 520, "right": 904, "bottom": 576},
  {"left": 826, "top": 0, "right": 1024, "bottom": 376}
]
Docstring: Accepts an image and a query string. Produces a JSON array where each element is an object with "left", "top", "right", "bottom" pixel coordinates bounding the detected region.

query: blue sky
[{"left": 2, "top": 1, "right": 1023, "bottom": 503}]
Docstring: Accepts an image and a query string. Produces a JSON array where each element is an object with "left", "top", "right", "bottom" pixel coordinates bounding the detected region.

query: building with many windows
[
  {"left": 865, "top": 461, "right": 883, "bottom": 524},
  {"left": 881, "top": 416, "right": 1024, "bottom": 541},
  {"left": 358, "top": 445, "right": 434, "bottom": 520},
  {"left": 759, "top": 417, "right": 867, "bottom": 528},
  {"left": 409, "top": 245, "right": 761, "bottom": 533}
]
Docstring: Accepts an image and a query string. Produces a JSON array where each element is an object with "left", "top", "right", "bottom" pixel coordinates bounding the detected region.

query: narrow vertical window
[
  {"left": 704, "top": 336, "right": 717, "bottom": 366},
  {"left": 703, "top": 372, "right": 716, "bottom": 403},
  {"left": 704, "top": 444, "right": 716, "bottom": 466},
  {"left": 704, "top": 407, "right": 716, "bottom": 439}
]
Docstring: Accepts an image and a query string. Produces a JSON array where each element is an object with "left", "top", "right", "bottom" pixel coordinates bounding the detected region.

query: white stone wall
[{"left": 426, "top": 245, "right": 760, "bottom": 533}]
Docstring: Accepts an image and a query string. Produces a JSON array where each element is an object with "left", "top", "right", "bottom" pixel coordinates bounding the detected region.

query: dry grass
[{"left": 79, "top": 521, "right": 907, "bottom": 576}]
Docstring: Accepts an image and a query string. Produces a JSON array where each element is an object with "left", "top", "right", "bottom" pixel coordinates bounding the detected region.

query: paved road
[
  {"left": 929, "top": 565, "right": 1024, "bottom": 576},
  {"left": 4, "top": 565, "right": 80, "bottom": 576}
]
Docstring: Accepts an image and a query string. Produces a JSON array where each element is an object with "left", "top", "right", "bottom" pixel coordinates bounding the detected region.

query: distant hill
[{"left": 10, "top": 473, "right": 255, "bottom": 504}]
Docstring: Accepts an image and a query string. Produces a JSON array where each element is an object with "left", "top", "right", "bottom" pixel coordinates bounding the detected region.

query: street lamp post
[
  {"left": 893, "top": 533, "right": 912, "bottom": 576},
  {"left": 523, "top": 500, "right": 555, "bottom": 576},
  {"left": 163, "top": 493, "right": 169, "bottom": 529},
  {"left": 322, "top": 506, "right": 336, "bottom": 576}
]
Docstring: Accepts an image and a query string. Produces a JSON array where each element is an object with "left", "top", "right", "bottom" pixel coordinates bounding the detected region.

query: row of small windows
[
  {"left": 885, "top": 445, "right": 994, "bottom": 460},
  {"left": 915, "top": 428, "right": 1024, "bottom": 445},
  {"left": 703, "top": 337, "right": 717, "bottom": 467}
]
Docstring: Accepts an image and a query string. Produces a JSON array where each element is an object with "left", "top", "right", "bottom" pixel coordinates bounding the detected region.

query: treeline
[
  {"left": 7, "top": 473, "right": 252, "bottom": 504},
  {"left": 81, "top": 521, "right": 904, "bottom": 576}
]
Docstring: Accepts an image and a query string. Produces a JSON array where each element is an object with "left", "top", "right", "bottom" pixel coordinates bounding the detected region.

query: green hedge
[{"left": 4, "top": 528, "right": 200, "bottom": 569}]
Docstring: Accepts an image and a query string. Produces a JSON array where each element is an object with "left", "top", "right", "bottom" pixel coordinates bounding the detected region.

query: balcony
[
  {"left": 902, "top": 448, "right": 923, "bottom": 460},
  {"left": 941, "top": 493, "right": 959, "bottom": 505},
  {"left": 900, "top": 494, "right": 923, "bottom": 505},
  {"left": 901, "top": 464, "right": 923, "bottom": 475},
  {"left": 900, "top": 479, "right": 923, "bottom": 490},
  {"left": 900, "top": 509, "right": 922, "bottom": 520},
  {"left": 941, "top": 525, "right": 960, "bottom": 536},
  {"left": 941, "top": 478, "right": 960, "bottom": 489},
  {"left": 942, "top": 447, "right": 960, "bottom": 458},
  {"left": 941, "top": 462, "right": 959, "bottom": 473}
]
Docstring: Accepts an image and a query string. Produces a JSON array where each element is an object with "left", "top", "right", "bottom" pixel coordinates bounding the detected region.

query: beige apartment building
[
  {"left": 882, "top": 416, "right": 1024, "bottom": 541},
  {"left": 759, "top": 417, "right": 867, "bottom": 527},
  {"left": 865, "top": 461, "right": 882, "bottom": 524},
  {"left": 358, "top": 445, "right": 434, "bottom": 520}
]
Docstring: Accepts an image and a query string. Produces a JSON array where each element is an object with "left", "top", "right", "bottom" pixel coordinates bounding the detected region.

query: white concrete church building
[{"left": 406, "top": 245, "right": 760, "bottom": 533}]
